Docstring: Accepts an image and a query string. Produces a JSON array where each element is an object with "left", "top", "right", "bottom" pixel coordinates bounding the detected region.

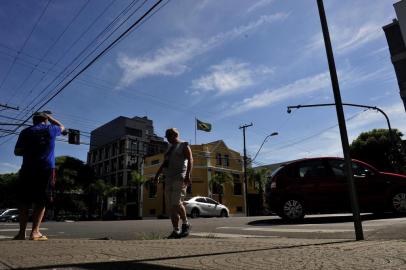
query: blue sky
[{"left": 0, "top": 0, "right": 404, "bottom": 173}]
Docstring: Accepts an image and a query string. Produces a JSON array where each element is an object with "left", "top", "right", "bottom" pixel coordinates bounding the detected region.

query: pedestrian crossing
[
  {"left": 0, "top": 223, "right": 48, "bottom": 239},
  {"left": 218, "top": 226, "right": 373, "bottom": 233}
]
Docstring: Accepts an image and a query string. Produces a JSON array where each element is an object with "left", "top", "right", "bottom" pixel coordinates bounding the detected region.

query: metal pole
[
  {"left": 317, "top": 0, "right": 364, "bottom": 240},
  {"left": 239, "top": 123, "right": 253, "bottom": 216}
]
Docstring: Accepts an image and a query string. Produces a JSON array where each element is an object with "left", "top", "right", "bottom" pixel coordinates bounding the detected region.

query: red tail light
[{"left": 270, "top": 176, "right": 277, "bottom": 189}]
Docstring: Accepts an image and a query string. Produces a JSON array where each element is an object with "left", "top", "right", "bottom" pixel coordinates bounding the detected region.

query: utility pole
[
  {"left": 317, "top": 0, "right": 363, "bottom": 240},
  {"left": 239, "top": 123, "right": 253, "bottom": 217}
]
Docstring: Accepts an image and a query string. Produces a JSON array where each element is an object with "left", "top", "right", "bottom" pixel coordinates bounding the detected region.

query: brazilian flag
[{"left": 196, "top": 119, "right": 212, "bottom": 132}]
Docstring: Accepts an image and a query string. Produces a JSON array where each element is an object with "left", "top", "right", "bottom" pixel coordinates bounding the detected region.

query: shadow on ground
[
  {"left": 248, "top": 213, "right": 402, "bottom": 226},
  {"left": 18, "top": 241, "right": 351, "bottom": 270}
]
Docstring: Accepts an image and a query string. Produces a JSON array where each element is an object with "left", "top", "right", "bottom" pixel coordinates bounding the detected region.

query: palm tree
[
  {"left": 129, "top": 170, "right": 148, "bottom": 219},
  {"left": 210, "top": 171, "right": 233, "bottom": 204},
  {"left": 88, "top": 179, "right": 119, "bottom": 218},
  {"left": 247, "top": 168, "right": 269, "bottom": 214}
]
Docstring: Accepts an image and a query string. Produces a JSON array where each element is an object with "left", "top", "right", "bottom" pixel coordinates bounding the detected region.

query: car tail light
[{"left": 270, "top": 177, "right": 277, "bottom": 189}]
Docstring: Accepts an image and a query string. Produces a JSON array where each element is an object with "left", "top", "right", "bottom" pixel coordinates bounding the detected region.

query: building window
[
  {"left": 104, "top": 162, "right": 110, "bottom": 174},
  {"left": 224, "top": 155, "right": 229, "bottom": 167},
  {"left": 126, "top": 127, "right": 142, "bottom": 137},
  {"left": 129, "top": 140, "right": 138, "bottom": 154},
  {"left": 216, "top": 153, "right": 222, "bottom": 165},
  {"left": 119, "top": 140, "right": 126, "bottom": 154},
  {"left": 112, "top": 144, "right": 118, "bottom": 156},
  {"left": 98, "top": 149, "right": 102, "bottom": 161},
  {"left": 110, "top": 175, "right": 115, "bottom": 185},
  {"left": 118, "top": 173, "right": 123, "bottom": 186},
  {"left": 148, "top": 180, "right": 157, "bottom": 198},
  {"left": 233, "top": 174, "right": 242, "bottom": 195},
  {"left": 151, "top": 159, "right": 160, "bottom": 165},
  {"left": 104, "top": 146, "right": 110, "bottom": 159},
  {"left": 112, "top": 159, "right": 117, "bottom": 172},
  {"left": 118, "top": 156, "right": 124, "bottom": 170}
]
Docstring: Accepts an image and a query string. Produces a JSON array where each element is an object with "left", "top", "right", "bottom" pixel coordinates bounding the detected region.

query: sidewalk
[{"left": 0, "top": 237, "right": 405, "bottom": 269}]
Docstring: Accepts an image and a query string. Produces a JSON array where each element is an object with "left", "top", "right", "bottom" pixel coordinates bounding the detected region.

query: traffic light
[{"left": 68, "top": 129, "right": 80, "bottom": 145}]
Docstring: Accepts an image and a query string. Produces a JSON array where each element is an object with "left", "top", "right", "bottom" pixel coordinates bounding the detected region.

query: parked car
[
  {"left": 0, "top": 208, "right": 19, "bottom": 222},
  {"left": 265, "top": 157, "right": 406, "bottom": 221},
  {"left": 184, "top": 196, "right": 229, "bottom": 218}
]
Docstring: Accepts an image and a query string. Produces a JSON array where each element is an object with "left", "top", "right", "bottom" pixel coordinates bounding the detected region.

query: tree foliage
[
  {"left": 350, "top": 129, "right": 405, "bottom": 172},
  {"left": 0, "top": 173, "right": 19, "bottom": 208},
  {"left": 211, "top": 171, "right": 233, "bottom": 203}
]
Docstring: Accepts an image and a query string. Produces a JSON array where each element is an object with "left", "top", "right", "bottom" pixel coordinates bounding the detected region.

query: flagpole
[{"left": 194, "top": 117, "right": 197, "bottom": 145}]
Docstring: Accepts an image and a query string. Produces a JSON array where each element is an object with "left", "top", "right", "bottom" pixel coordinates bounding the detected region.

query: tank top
[{"left": 163, "top": 142, "right": 189, "bottom": 180}]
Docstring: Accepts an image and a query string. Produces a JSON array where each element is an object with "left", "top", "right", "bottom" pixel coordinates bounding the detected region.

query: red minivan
[{"left": 265, "top": 157, "right": 406, "bottom": 221}]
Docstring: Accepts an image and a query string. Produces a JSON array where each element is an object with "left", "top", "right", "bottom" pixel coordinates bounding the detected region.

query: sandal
[{"left": 29, "top": 235, "right": 48, "bottom": 241}]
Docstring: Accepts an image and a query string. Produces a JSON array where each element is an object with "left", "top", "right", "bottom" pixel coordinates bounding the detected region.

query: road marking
[
  {"left": 0, "top": 228, "right": 48, "bottom": 232},
  {"left": 216, "top": 227, "right": 371, "bottom": 233},
  {"left": 190, "top": 232, "right": 278, "bottom": 238}
]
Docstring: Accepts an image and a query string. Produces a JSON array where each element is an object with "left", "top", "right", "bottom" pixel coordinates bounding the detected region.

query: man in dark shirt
[{"left": 14, "top": 111, "right": 65, "bottom": 240}]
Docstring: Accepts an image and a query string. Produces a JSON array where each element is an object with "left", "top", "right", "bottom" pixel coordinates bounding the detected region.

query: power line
[
  {"left": 12, "top": 0, "right": 147, "bottom": 126},
  {"left": 0, "top": 0, "right": 166, "bottom": 145},
  {"left": 12, "top": 0, "right": 129, "bottom": 119},
  {"left": 8, "top": 0, "right": 91, "bottom": 106},
  {"left": 0, "top": 0, "right": 52, "bottom": 93}
]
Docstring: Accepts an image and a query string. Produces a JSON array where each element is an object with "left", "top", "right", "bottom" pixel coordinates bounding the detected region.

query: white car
[
  {"left": 183, "top": 197, "right": 229, "bottom": 218},
  {"left": 0, "top": 208, "right": 19, "bottom": 222}
]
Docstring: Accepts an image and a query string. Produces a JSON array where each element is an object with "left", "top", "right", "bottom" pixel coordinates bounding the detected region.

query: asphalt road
[{"left": 1, "top": 213, "right": 406, "bottom": 240}]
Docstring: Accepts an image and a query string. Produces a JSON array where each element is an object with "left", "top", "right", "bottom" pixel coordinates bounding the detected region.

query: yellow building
[{"left": 143, "top": 140, "right": 255, "bottom": 217}]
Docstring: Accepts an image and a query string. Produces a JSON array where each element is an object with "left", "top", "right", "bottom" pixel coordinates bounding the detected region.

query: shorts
[
  {"left": 17, "top": 168, "right": 55, "bottom": 207},
  {"left": 165, "top": 176, "right": 187, "bottom": 207}
]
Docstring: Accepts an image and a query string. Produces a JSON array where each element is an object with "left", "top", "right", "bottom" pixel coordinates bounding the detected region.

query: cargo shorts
[{"left": 165, "top": 175, "right": 187, "bottom": 207}]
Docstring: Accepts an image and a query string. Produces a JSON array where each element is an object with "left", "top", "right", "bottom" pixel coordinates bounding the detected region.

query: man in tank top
[{"left": 154, "top": 128, "right": 193, "bottom": 238}]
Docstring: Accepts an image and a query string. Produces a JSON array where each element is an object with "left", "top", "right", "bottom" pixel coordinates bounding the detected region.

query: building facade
[
  {"left": 383, "top": 0, "right": 406, "bottom": 111},
  {"left": 87, "top": 116, "right": 167, "bottom": 218},
  {"left": 142, "top": 140, "right": 258, "bottom": 217}
]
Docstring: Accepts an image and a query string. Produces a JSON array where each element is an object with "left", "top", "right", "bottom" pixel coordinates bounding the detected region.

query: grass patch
[{"left": 134, "top": 232, "right": 166, "bottom": 240}]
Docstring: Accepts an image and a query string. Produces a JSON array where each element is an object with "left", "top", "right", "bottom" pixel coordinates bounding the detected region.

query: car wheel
[
  {"left": 391, "top": 192, "right": 406, "bottom": 214},
  {"left": 281, "top": 199, "right": 305, "bottom": 221},
  {"left": 220, "top": 209, "right": 228, "bottom": 218},
  {"left": 191, "top": 208, "right": 200, "bottom": 218}
]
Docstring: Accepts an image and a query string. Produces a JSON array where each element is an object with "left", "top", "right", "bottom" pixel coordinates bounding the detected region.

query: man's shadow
[{"left": 248, "top": 212, "right": 401, "bottom": 226}]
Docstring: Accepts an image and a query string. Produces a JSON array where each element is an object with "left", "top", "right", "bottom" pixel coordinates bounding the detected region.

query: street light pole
[
  {"left": 252, "top": 132, "right": 279, "bottom": 163},
  {"left": 240, "top": 123, "right": 253, "bottom": 217},
  {"left": 287, "top": 103, "right": 395, "bottom": 154},
  {"left": 317, "top": 0, "right": 364, "bottom": 240}
]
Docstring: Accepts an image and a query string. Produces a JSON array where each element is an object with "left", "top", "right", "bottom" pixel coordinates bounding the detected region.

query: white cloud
[
  {"left": 191, "top": 59, "right": 273, "bottom": 95},
  {"left": 306, "top": 0, "right": 392, "bottom": 55},
  {"left": 247, "top": 0, "right": 275, "bottom": 14},
  {"left": 225, "top": 72, "right": 331, "bottom": 116},
  {"left": 0, "top": 162, "right": 19, "bottom": 173},
  {"left": 307, "top": 21, "right": 384, "bottom": 55},
  {"left": 117, "top": 13, "right": 288, "bottom": 88}
]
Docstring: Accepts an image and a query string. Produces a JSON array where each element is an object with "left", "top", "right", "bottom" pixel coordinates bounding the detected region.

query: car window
[
  {"left": 352, "top": 162, "right": 375, "bottom": 177},
  {"left": 328, "top": 160, "right": 345, "bottom": 177},
  {"left": 205, "top": 198, "right": 218, "bottom": 205},
  {"left": 298, "top": 160, "right": 331, "bottom": 178},
  {"left": 9, "top": 210, "right": 19, "bottom": 215},
  {"left": 195, "top": 198, "right": 206, "bottom": 203},
  {"left": 328, "top": 160, "right": 375, "bottom": 178}
]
